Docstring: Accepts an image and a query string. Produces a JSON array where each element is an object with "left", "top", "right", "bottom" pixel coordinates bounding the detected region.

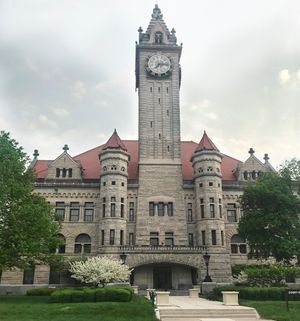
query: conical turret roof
[
  {"left": 102, "top": 129, "right": 127, "bottom": 152},
  {"left": 195, "top": 131, "right": 219, "bottom": 152}
]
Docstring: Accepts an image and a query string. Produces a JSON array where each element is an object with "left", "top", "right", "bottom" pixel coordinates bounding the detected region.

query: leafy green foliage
[
  {"left": 238, "top": 172, "right": 300, "bottom": 262},
  {"left": 0, "top": 131, "right": 61, "bottom": 270},
  {"left": 26, "top": 288, "right": 57, "bottom": 296},
  {"left": 212, "top": 285, "right": 286, "bottom": 300},
  {"left": 50, "top": 286, "right": 133, "bottom": 303}
]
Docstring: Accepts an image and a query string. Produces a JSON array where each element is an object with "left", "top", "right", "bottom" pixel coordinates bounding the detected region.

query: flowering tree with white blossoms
[{"left": 69, "top": 256, "right": 132, "bottom": 287}]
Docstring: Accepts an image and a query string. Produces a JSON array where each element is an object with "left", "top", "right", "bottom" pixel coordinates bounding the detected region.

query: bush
[
  {"left": 26, "top": 287, "right": 56, "bottom": 296},
  {"left": 50, "top": 286, "right": 134, "bottom": 303},
  {"left": 212, "top": 285, "right": 286, "bottom": 301},
  {"left": 50, "top": 289, "right": 73, "bottom": 303}
]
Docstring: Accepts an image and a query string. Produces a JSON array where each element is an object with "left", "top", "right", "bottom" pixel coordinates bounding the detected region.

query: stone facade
[{"left": 0, "top": 5, "right": 275, "bottom": 290}]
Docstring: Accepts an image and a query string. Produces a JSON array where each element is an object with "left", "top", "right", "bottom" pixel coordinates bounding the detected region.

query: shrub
[
  {"left": 26, "top": 287, "right": 56, "bottom": 296},
  {"left": 212, "top": 285, "right": 286, "bottom": 301},
  {"left": 83, "top": 288, "right": 96, "bottom": 302},
  {"left": 105, "top": 287, "right": 132, "bottom": 302},
  {"left": 95, "top": 288, "right": 107, "bottom": 302},
  {"left": 50, "top": 289, "right": 73, "bottom": 303}
]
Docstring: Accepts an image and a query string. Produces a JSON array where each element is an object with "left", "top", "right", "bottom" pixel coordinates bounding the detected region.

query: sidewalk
[{"left": 157, "top": 296, "right": 274, "bottom": 321}]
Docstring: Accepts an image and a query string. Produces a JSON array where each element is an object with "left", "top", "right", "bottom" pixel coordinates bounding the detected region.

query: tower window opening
[
  {"left": 154, "top": 32, "right": 163, "bottom": 44},
  {"left": 167, "top": 110, "right": 169, "bottom": 116},
  {"left": 159, "top": 133, "right": 161, "bottom": 139},
  {"left": 158, "top": 98, "right": 161, "bottom": 104},
  {"left": 150, "top": 121, "right": 153, "bottom": 128},
  {"left": 166, "top": 87, "right": 169, "bottom": 93},
  {"left": 158, "top": 87, "right": 160, "bottom": 93},
  {"left": 167, "top": 145, "right": 170, "bottom": 152},
  {"left": 150, "top": 87, "right": 153, "bottom": 92}
]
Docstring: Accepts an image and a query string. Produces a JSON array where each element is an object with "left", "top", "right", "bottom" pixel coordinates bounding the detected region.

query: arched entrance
[{"left": 132, "top": 263, "right": 198, "bottom": 290}]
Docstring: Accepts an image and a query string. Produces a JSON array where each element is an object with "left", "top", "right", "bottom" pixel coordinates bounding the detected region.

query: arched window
[
  {"left": 230, "top": 234, "right": 247, "bottom": 254},
  {"left": 198, "top": 167, "right": 203, "bottom": 173},
  {"left": 207, "top": 166, "right": 213, "bottom": 172},
  {"left": 252, "top": 170, "right": 257, "bottom": 180},
  {"left": 57, "top": 234, "right": 66, "bottom": 254},
  {"left": 121, "top": 166, "right": 125, "bottom": 172},
  {"left": 103, "top": 166, "right": 107, "bottom": 172},
  {"left": 74, "top": 234, "right": 91, "bottom": 254},
  {"left": 111, "top": 165, "right": 117, "bottom": 170},
  {"left": 243, "top": 171, "right": 248, "bottom": 180},
  {"left": 154, "top": 31, "right": 163, "bottom": 44}
]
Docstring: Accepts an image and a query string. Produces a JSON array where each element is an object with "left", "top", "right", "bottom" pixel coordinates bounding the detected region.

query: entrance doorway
[{"left": 153, "top": 266, "right": 172, "bottom": 290}]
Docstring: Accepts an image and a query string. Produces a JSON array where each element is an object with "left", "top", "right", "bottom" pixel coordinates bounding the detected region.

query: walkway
[{"left": 157, "top": 296, "right": 274, "bottom": 321}]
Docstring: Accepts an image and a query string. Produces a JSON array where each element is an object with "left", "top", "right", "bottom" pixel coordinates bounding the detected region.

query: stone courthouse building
[{"left": 1, "top": 5, "right": 274, "bottom": 290}]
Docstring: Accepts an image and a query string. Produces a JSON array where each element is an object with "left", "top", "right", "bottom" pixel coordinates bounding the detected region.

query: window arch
[
  {"left": 230, "top": 234, "right": 247, "bottom": 254},
  {"left": 74, "top": 234, "right": 91, "bottom": 254}
]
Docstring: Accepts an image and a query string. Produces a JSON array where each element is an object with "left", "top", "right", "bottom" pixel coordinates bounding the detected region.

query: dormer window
[
  {"left": 62, "top": 168, "right": 67, "bottom": 178},
  {"left": 155, "top": 32, "right": 163, "bottom": 44},
  {"left": 243, "top": 171, "right": 248, "bottom": 180},
  {"left": 56, "top": 168, "right": 60, "bottom": 178}
]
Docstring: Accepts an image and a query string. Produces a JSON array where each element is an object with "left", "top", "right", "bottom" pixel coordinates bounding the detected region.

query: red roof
[
  {"left": 195, "top": 131, "right": 219, "bottom": 152},
  {"left": 34, "top": 141, "right": 240, "bottom": 181},
  {"left": 102, "top": 129, "right": 127, "bottom": 151}
]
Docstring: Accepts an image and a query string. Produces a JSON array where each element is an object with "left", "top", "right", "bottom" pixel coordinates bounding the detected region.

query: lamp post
[
  {"left": 120, "top": 251, "right": 127, "bottom": 265},
  {"left": 202, "top": 251, "right": 212, "bottom": 282}
]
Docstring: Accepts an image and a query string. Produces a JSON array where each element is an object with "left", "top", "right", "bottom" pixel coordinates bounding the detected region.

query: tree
[
  {"left": 69, "top": 256, "right": 132, "bottom": 287},
  {"left": 238, "top": 172, "right": 300, "bottom": 262},
  {"left": 0, "top": 131, "right": 61, "bottom": 270},
  {"left": 279, "top": 158, "right": 300, "bottom": 193}
]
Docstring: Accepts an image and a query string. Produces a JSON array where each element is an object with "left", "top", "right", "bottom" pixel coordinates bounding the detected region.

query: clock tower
[
  {"left": 136, "top": 4, "right": 182, "bottom": 161},
  {"left": 135, "top": 5, "right": 187, "bottom": 246}
]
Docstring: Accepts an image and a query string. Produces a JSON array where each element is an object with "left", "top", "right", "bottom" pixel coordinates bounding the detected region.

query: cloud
[
  {"left": 278, "top": 69, "right": 291, "bottom": 84},
  {"left": 52, "top": 107, "right": 70, "bottom": 118},
  {"left": 71, "top": 81, "right": 87, "bottom": 100},
  {"left": 38, "top": 114, "right": 57, "bottom": 128}
]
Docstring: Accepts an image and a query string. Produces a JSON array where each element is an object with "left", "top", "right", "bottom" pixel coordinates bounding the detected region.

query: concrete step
[{"left": 159, "top": 307, "right": 258, "bottom": 320}]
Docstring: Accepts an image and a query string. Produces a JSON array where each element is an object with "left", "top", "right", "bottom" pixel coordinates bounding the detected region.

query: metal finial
[
  {"left": 63, "top": 144, "right": 69, "bottom": 152},
  {"left": 33, "top": 149, "right": 39, "bottom": 158},
  {"left": 248, "top": 148, "right": 255, "bottom": 156},
  {"left": 264, "top": 153, "right": 269, "bottom": 163}
]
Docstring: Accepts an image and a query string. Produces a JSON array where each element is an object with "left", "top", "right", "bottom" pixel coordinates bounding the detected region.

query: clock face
[{"left": 147, "top": 54, "right": 171, "bottom": 76}]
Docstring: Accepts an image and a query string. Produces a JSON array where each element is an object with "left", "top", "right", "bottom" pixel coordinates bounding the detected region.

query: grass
[
  {"left": 241, "top": 299, "right": 300, "bottom": 321},
  {"left": 0, "top": 295, "right": 158, "bottom": 321}
]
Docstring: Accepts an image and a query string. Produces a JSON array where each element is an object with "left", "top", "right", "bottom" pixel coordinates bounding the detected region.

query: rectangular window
[
  {"left": 111, "top": 203, "right": 116, "bottom": 217},
  {"left": 167, "top": 202, "right": 173, "bottom": 216},
  {"left": 231, "top": 244, "right": 238, "bottom": 253},
  {"left": 211, "top": 229, "right": 217, "bottom": 245},
  {"left": 55, "top": 202, "right": 65, "bottom": 220},
  {"left": 84, "top": 244, "right": 91, "bottom": 253},
  {"left": 23, "top": 267, "right": 35, "bottom": 285},
  {"left": 129, "top": 202, "right": 135, "bottom": 221},
  {"left": 84, "top": 202, "right": 94, "bottom": 221},
  {"left": 129, "top": 233, "right": 135, "bottom": 246},
  {"left": 120, "top": 204, "right": 124, "bottom": 218},
  {"left": 109, "top": 229, "right": 115, "bottom": 245},
  {"left": 227, "top": 203, "right": 237, "bottom": 222},
  {"left": 219, "top": 198, "right": 222, "bottom": 218},
  {"left": 188, "top": 233, "right": 194, "bottom": 247},
  {"left": 102, "top": 204, "right": 106, "bottom": 217},
  {"left": 200, "top": 198, "right": 204, "bottom": 218},
  {"left": 187, "top": 203, "right": 193, "bottom": 222},
  {"left": 201, "top": 230, "right": 206, "bottom": 245},
  {"left": 209, "top": 197, "right": 215, "bottom": 218},
  {"left": 74, "top": 244, "right": 82, "bottom": 253},
  {"left": 158, "top": 202, "right": 164, "bottom": 216},
  {"left": 149, "top": 202, "right": 155, "bottom": 216},
  {"left": 69, "top": 202, "right": 80, "bottom": 221},
  {"left": 150, "top": 232, "right": 159, "bottom": 246},
  {"left": 120, "top": 230, "right": 124, "bottom": 245},
  {"left": 165, "top": 232, "right": 174, "bottom": 247},
  {"left": 101, "top": 230, "right": 105, "bottom": 246},
  {"left": 221, "top": 230, "right": 224, "bottom": 246}
]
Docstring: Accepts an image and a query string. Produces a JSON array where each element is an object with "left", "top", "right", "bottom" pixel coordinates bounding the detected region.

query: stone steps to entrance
[{"left": 157, "top": 296, "right": 264, "bottom": 321}]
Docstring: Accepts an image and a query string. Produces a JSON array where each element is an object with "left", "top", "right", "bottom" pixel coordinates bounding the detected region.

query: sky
[{"left": 0, "top": 0, "right": 300, "bottom": 168}]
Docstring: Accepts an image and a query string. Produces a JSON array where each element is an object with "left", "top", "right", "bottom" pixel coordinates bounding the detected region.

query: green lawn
[
  {"left": 241, "top": 300, "right": 300, "bottom": 321},
  {"left": 0, "top": 295, "right": 158, "bottom": 321}
]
